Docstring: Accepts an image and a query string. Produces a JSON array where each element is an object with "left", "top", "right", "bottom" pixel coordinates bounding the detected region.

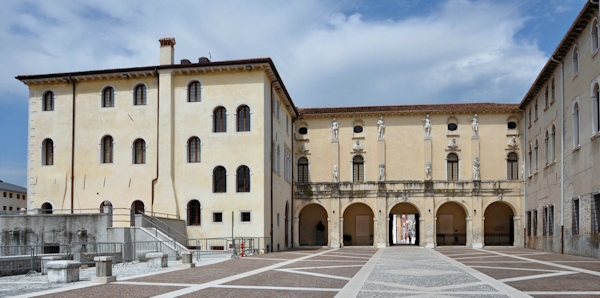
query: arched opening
[
  {"left": 299, "top": 204, "right": 328, "bottom": 246},
  {"left": 285, "top": 202, "right": 290, "bottom": 248},
  {"left": 99, "top": 200, "right": 112, "bottom": 214},
  {"left": 484, "top": 202, "right": 514, "bottom": 246},
  {"left": 187, "top": 200, "right": 201, "bottom": 226},
  {"left": 41, "top": 202, "right": 53, "bottom": 214},
  {"left": 389, "top": 203, "right": 420, "bottom": 246},
  {"left": 436, "top": 202, "right": 467, "bottom": 246},
  {"left": 132, "top": 200, "right": 145, "bottom": 214},
  {"left": 343, "top": 203, "right": 374, "bottom": 246}
]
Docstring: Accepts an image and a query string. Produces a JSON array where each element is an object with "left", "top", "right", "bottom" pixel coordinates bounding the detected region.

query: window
[
  {"left": 276, "top": 101, "right": 280, "bottom": 120},
  {"left": 41, "top": 202, "right": 53, "bottom": 214},
  {"left": 507, "top": 122, "right": 517, "bottom": 129},
  {"left": 102, "top": 87, "right": 114, "bottom": 107},
  {"left": 237, "top": 105, "right": 250, "bottom": 132},
  {"left": 544, "top": 131, "right": 549, "bottom": 165},
  {"left": 545, "top": 86, "right": 549, "bottom": 107},
  {"left": 593, "top": 83, "right": 600, "bottom": 134},
  {"left": 534, "top": 140, "right": 539, "bottom": 171},
  {"left": 286, "top": 115, "right": 289, "bottom": 133},
  {"left": 507, "top": 152, "right": 518, "bottom": 180},
  {"left": 528, "top": 109, "right": 532, "bottom": 126},
  {"left": 551, "top": 78, "right": 556, "bottom": 101},
  {"left": 535, "top": 99, "right": 538, "bottom": 119},
  {"left": 241, "top": 211, "right": 251, "bottom": 222},
  {"left": 188, "top": 81, "right": 201, "bottom": 102},
  {"left": 543, "top": 206, "right": 548, "bottom": 236},
  {"left": 133, "top": 139, "right": 146, "bottom": 164},
  {"left": 213, "top": 212, "right": 223, "bottom": 223},
  {"left": 213, "top": 166, "right": 226, "bottom": 193},
  {"left": 101, "top": 136, "right": 114, "bottom": 164},
  {"left": 447, "top": 123, "right": 458, "bottom": 131},
  {"left": 277, "top": 213, "right": 280, "bottom": 227},
  {"left": 549, "top": 205, "right": 554, "bottom": 236},
  {"left": 237, "top": 166, "right": 250, "bottom": 192},
  {"left": 213, "top": 106, "right": 227, "bottom": 132},
  {"left": 187, "top": 200, "right": 201, "bottom": 226},
  {"left": 17, "top": 194, "right": 20, "bottom": 199},
  {"left": 353, "top": 126, "right": 363, "bottom": 133},
  {"left": 298, "top": 157, "right": 309, "bottom": 184},
  {"left": 276, "top": 146, "right": 280, "bottom": 174},
  {"left": 353, "top": 155, "right": 364, "bottom": 183},
  {"left": 572, "top": 198, "right": 580, "bottom": 235},
  {"left": 593, "top": 194, "right": 600, "bottom": 235},
  {"left": 592, "top": 19, "right": 599, "bottom": 53},
  {"left": 447, "top": 153, "right": 459, "bottom": 181},
  {"left": 9, "top": 193, "right": 12, "bottom": 198},
  {"left": 187, "top": 137, "right": 201, "bottom": 163},
  {"left": 42, "top": 139, "right": 54, "bottom": 166},
  {"left": 447, "top": 116, "right": 458, "bottom": 134},
  {"left": 573, "top": 102, "right": 580, "bottom": 147},
  {"left": 551, "top": 125, "right": 556, "bottom": 161},
  {"left": 43, "top": 91, "right": 54, "bottom": 111},
  {"left": 134, "top": 84, "right": 146, "bottom": 105},
  {"left": 528, "top": 145, "right": 532, "bottom": 175},
  {"left": 352, "top": 120, "right": 364, "bottom": 138},
  {"left": 526, "top": 211, "right": 531, "bottom": 237},
  {"left": 299, "top": 127, "right": 308, "bottom": 135},
  {"left": 533, "top": 209, "right": 538, "bottom": 237},
  {"left": 573, "top": 45, "right": 579, "bottom": 75}
]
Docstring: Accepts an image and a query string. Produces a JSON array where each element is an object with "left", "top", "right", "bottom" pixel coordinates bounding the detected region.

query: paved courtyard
[{"left": 2, "top": 247, "right": 600, "bottom": 297}]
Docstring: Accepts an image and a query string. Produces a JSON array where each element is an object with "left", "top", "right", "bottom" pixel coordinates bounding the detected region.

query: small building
[{"left": 0, "top": 180, "right": 27, "bottom": 214}]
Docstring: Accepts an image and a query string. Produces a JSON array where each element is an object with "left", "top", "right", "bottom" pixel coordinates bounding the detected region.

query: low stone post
[
  {"left": 180, "top": 251, "right": 195, "bottom": 268},
  {"left": 146, "top": 252, "right": 168, "bottom": 268},
  {"left": 41, "top": 256, "right": 62, "bottom": 275},
  {"left": 46, "top": 261, "right": 81, "bottom": 283},
  {"left": 92, "top": 256, "right": 116, "bottom": 283}
]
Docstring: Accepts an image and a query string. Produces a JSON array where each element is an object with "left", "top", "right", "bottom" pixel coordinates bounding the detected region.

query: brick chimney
[{"left": 159, "top": 37, "right": 176, "bottom": 65}]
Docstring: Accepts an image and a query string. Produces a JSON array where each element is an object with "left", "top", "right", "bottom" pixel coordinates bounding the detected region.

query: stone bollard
[
  {"left": 91, "top": 256, "right": 117, "bottom": 284},
  {"left": 146, "top": 252, "right": 168, "bottom": 268},
  {"left": 180, "top": 251, "right": 195, "bottom": 268},
  {"left": 41, "top": 256, "right": 62, "bottom": 275},
  {"left": 46, "top": 261, "right": 81, "bottom": 283}
]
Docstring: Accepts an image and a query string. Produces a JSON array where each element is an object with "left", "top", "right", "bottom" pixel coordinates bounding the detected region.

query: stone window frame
[
  {"left": 186, "top": 199, "right": 201, "bottom": 226},
  {"left": 132, "top": 83, "right": 148, "bottom": 106},
  {"left": 187, "top": 80, "right": 202, "bottom": 103},
  {"left": 132, "top": 138, "right": 147, "bottom": 165},
  {"left": 42, "top": 90, "right": 55, "bottom": 112},
  {"left": 42, "top": 138, "right": 54, "bottom": 166},
  {"left": 101, "top": 85, "right": 116, "bottom": 108},
  {"left": 186, "top": 136, "right": 202, "bottom": 163}
]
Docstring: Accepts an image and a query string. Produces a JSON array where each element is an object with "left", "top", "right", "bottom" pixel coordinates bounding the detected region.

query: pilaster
[
  {"left": 293, "top": 217, "right": 300, "bottom": 248},
  {"left": 424, "top": 196, "right": 435, "bottom": 248}
]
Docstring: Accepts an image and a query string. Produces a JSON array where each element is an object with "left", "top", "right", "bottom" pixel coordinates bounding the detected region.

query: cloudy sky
[{"left": 0, "top": 0, "right": 587, "bottom": 187}]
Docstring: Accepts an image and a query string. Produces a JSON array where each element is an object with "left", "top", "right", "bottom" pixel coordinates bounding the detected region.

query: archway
[
  {"left": 343, "top": 203, "right": 374, "bottom": 246},
  {"left": 131, "top": 200, "right": 145, "bottom": 214},
  {"left": 436, "top": 202, "right": 467, "bottom": 246},
  {"left": 298, "top": 204, "right": 328, "bottom": 246},
  {"left": 484, "top": 202, "right": 514, "bottom": 246},
  {"left": 389, "top": 203, "right": 420, "bottom": 246},
  {"left": 41, "top": 202, "right": 53, "bottom": 214}
]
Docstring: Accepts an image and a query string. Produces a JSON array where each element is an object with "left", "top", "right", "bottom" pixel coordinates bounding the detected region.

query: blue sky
[{"left": 0, "top": 0, "right": 588, "bottom": 187}]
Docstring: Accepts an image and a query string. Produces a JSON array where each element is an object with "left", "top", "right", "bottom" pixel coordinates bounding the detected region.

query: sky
[{"left": 0, "top": 0, "right": 589, "bottom": 187}]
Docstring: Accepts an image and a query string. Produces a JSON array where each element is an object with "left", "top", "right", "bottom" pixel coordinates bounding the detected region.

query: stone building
[
  {"left": 520, "top": 2, "right": 600, "bottom": 258},
  {"left": 293, "top": 105, "right": 523, "bottom": 248},
  {"left": 0, "top": 180, "right": 27, "bottom": 213}
]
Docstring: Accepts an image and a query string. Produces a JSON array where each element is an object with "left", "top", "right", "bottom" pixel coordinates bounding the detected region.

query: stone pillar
[
  {"left": 376, "top": 186, "right": 387, "bottom": 248},
  {"left": 41, "top": 256, "right": 62, "bottom": 275},
  {"left": 330, "top": 189, "right": 341, "bottom": 248},
  {"left": 293, "top": 217, "right": 300, "bottom": 248},
  {"left": 419, "top": 217, "right": 426, "bottom": 247},
  {"left": 92, "top": 256, "right": 116, "bottom": 283},
  {"left": 424, "top": 196, "right": 435, "bottom": 248},
  {"left": 180, "top": 251, "right": 195, "bottom": 268},
  {"left": 340, "top": 217, "right": 345, "bottom": 247},
  {"left": 471, "top": 195, "right": 483, "bottom": 248},
  {"left": 466, "top": 216, "right": 473, "bottom": 247},
  {"left": 513, "top": 215, "right": 523, "bottom": 247}
]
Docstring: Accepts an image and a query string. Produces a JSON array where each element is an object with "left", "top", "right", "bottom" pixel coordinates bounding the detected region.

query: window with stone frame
[
  {"left": 134, "top": 84, "right": 146, "bottom": 105},
  {"left": 447, "top": 153, "right": 459, "bottom": 181},
  {"left": 213, "top": 166, "right": 226, "bottom": 193},
  {"left": 187, "top": 137, "right": 201, "bottom": 163},
  {"left": 507, "top": 152, "right": 518, "bottom": 180},
  {"left": 43, "top": 91, "right": 54, "bottom": 111},
  {"left": 572, "top": 198, "right": 580, "bottom": 235},
  {"left": 237, "top": 105, "right": 251, "bottom": 132},
  {"left": 101, "top": 135, "right": 114, "bottom": 164},
  {"left": 526, "top": 211, "right": 532, "bottom": 237},
  {"left": 353, "top": 155, "right": 364, "bottom": 183},
  {"left": 187, "top": 200, "right": 201, "bottom": 226},
  {"left": 549, "top": 205, "right": 554, "bottom": 236},
  {"left": 213, "top": 106, "right": 227, "bottom": 132},
  {"left": 133, "top": 139, "right": 146, "bottom": 164},
  {"left": 188, "top": 81, "right": 201, "bottom": 102},
  {"left": 533, "top": 209, "right": 538, "bottom": 237},
  {"left": 543, "top": 206, "right": 548, "bottom": 236},
  {"left": 42, "top": 138, "right": 54, "bottom": 166},
  {"left": 237, "top": 166, "right": 250, "bottom": 192},
  {"left": 102, "top": 86, "right": 114, "bottom": 107},
  {"left": 297, "top": 157, "right": 309, "bottom": 184}
]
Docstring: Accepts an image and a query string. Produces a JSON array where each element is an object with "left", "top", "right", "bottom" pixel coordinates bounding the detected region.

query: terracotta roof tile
[{"left": 298, "top": 102, "right": 519, "bottom": 115}]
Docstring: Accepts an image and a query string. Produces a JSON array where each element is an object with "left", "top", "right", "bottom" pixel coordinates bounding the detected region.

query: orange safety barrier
[{"left": 241, "top": 243, "right": 245, "bottom": 257}]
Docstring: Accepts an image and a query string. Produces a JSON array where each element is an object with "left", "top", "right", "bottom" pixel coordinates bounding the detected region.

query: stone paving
[{"left": 1, "top": 247, "right": 599, "bottom": 297}]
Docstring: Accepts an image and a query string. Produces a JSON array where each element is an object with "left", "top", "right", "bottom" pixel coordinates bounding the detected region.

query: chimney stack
[{"left": 159, "top": 37, "right": 176, "bottom": 65}]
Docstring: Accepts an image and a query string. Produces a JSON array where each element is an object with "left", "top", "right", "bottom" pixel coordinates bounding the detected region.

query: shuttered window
[
  {"left": 507, "top": 152, "right": 518, "bottom": 180},
  {"left": 353, "top": 155, "right": 364, "bottom": 183},
  {"left": 447, "top": 153, "right": 459, "bottom": 181},
  {"left": 298, "top": 157, "right": 309, "bottom": 184}
]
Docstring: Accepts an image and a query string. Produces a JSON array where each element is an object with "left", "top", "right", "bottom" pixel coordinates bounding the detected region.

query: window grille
[
  {"left": 214, "top": 107, "right": 227, "bottom": 132},
  {"left": 447, "top": 153, "right": 459, "bottom": 181},
  {"left": 573, "top": 199, "right": 580, "bottom": 235},
  {"left": 543, "top": 207, "right": 548, "bottom": 236},
  {"left": 187, "top": 137, "right": 201, "bottom": 163},
  {"left": 353, "top": 155, "right": 364, "bottom": 183},
  {"left": 43, "top": 139, "right": 54, "bottom": 165},
  {"left": 102, "top": 136, "right": 113, "bottom": 163},
  {"left": 213, "top": 212, "right": 222, "bottom": 223},
  {"left": 102, "top": 87, "right": 114, "bottom": 107},
  {"left": 549, "top": 205, "right": 554, "bottom": 236},
  {"left": 298, "top": 157, "right": 309, "bottom": 183},
  {"left": 237, "top": 105, "right": 250, "bottom": 131},
  {"left": 592, "top": 194, "right": 600, "bottom": 235},
  {"left": 213, "top": 166, "right": 226, "bottom": 193},
  {"left": 533, "top": 209, "right": 537, "bottom": 237},
  {"left": 43, "top": 91, "right": 54, "bottom": 111},
  {"left": 133, "top": 139, "right": 145, "bottom": 164},
  {"left": 187, "top": 200, "right": 200, "bottom": 226},
  {"left": 237, "top": 166, "right": 250, "bottom": 192},
  {"left": 134, "top": 84, "right": 146, "bottom": 105},
  {"left": 188, "top": 81, "right": 201, "bottom": 102}
]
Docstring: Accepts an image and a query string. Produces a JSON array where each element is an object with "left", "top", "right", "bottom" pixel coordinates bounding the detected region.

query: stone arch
[
  {"left": 436, "top": 201, "right": 467, "bottom": 246},
  {"left": 298, "top": 203, "right": 328, "bottom": 246},
  {"left": 343, "top": 202, "right": 374, "bottom": 246},
  {"left": 483, "top": 201, "right": 515, "bottom": 246},
  {"left": 388, "top": 201, "right": 421, "bottom": 246}
]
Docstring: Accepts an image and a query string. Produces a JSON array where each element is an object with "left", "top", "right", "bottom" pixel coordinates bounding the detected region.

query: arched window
[
  {"left": 187, "top": 137, "right": 201, "bottom": 163},
  {"left": 573, "top": 45, "right": 579, "bottom": 75},
  {"left": 277, "top": 146, "right": 280, "bottom": 174},
  {"left": 534, "top": 99, "right": 538, "bottom": 119},
  {"left": 133, "top": 139, "right": 146, "bottom": 164},
  {"left": 213, "top": 166, "right": 226, "bottom": 193},
  {"left": 41, "top": 202, "right": 53, "bottom": 214},
  {"left": 132, "top": 200, "right": 145, "bottom": 214},
  {"left": 544, "top": 131, "right": 549, "bottom": 165},
  {"left": 188, "top": 81, "right": 201, "bottom": 102},
  {"left": 134, "top": 84, "right": 146, "bottom": 105},
  {"left": 353, "top": 155, "right": 364, "bottom": 183},
  {"left": 42, "top": 139, "right": 54, "bottom": 166},
  {"left": 43, "top": 91, "right": 54, "bottom": 111},
  {"left": 528, "top": 144, "right": 533, "bottom": 175},
  {"left": 507, "top": 152, "right": 519, "bottom": 180},
  {"left": 102, "top": 87, "right": 114, "bottom": 107},
  {"left": 213, "top": 107, "right": 227, "bottom": 132},
  {"left": 237, "top": 166, "right": 250, "bottom": 192},
  {"left": 592, "top": 19, "right": 599, "bottom": 53},
  {"left": 187, "top": 200, "right": 201, "bottom": 226},
  {"left": 101, "top": 135, "right": 114, "bottom": 164},
  {"left": 551, "top": 78, "right": 556, "bottom": 100},
  {"left": 545, "top": 86, "right": 549, "bottom": 107},
  {"left": 551, "top": 125, "right": 556, "bottom": 161},
  {"left": 593, "top": 83, "right": 600, "bottom": 134},
  {"left": 447, "top": 153, "right": 459, "bottom": 181},
  {"left": 298, "top": 157, "right": 309, "bottom": 184},
  {"left": 573, "top": 102, "right": 580, "bottom": 146},
  {"left": 237, "top": 105, "right": 250, "bottom": 131}
]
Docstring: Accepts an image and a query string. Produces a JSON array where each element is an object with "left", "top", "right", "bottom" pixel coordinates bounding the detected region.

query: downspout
[
  {"left": 522, "top": 108, "right": 526, "bottom": 247},
  {"left": 550, "top": 56, "right": 564, "bottom": 254},
  {"left": 70, "top": 75, "right": 76, "bottom": 214},
  {"left": 151, "top": 68, "right": 159, "bottom": 215},
  {"left": 270, "top": 80, "right": 276, "bottom": 253},
  {"left": 291, "top": 116, "right": 296, "bottom": 249}
]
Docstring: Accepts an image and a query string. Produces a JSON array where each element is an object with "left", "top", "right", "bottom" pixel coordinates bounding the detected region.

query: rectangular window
[
  {"left": 533, "top": 210, "right": 538, "bottom": 237},
  {"left": 592, "top": 194, "right": 600, "bottom": 235},
  {"left": 549, "top": 205, "right": 554, "bottom": 236},
  {"left": 2, "top": 206, "right": 5, "bottom": 210},
  {"left": 526, "top": 211, "right": 531, "bottom": 237},
  {"left": 572, "top": 198, "right": 580, "bottom": 235},
  {"left": 17, "top": 194, "right": 20, "bottom": 199},
  {"left": 23, "top": 195, "right": 26, "bottom": 200},
  {"left": 2, "top": 192, "right": 5, "bottom": 197},
  {"left": 213, "top": 212, "right": 223, "bottom": 223},
  {"left": 9, "top": 206, "right": 13, "bottom": 211},
  {"left": 9, "top": 193, "right": 12, "bottom": 198},
  {"left": 241, "top": 212, "right": 251, "bottom": 222},
  {"left": 277, "top": 213, "right": 280, "bottom": 227},
  {"left": 543, "top": 206, "right": 548, "bottom": 236}
]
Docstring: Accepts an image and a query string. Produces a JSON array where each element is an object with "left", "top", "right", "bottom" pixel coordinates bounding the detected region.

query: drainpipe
[
  {"left": 291, "top": 117, "right": 295, "bottom": 249},
  {"left": 70, "top": 75, "right": 76, "bottom": 214},
  {"left": 522, "top": 108, "right": 526, "bottom": 247},
  {"left": 151, "top": 68, "right": 159, "bottom": 216},
  {"left": 550, "top": 57, "right": 564, "bottom": 254}
]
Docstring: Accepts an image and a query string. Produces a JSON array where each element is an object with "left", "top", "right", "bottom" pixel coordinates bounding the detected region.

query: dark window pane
[
  {"left": 447, "top": 123, "right": 457, "bottom": 131},
  {"left": 353, "top": 126, "right": 363, "bottom": 133}
]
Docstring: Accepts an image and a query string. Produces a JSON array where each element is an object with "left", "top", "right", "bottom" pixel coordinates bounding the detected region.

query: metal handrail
[{"left": 141, "top": 214, "right": 188, "bottom": 242}]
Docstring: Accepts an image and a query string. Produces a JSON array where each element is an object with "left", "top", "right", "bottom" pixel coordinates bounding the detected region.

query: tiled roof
[
  {"left": 299, "top": 102, "right": 519, "bottom": 115},
  {"left": 0, "top": 181, "right": 26, "bottom": 193}
]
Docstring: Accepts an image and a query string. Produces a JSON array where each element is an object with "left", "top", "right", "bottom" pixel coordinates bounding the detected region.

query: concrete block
[
  {"left": 146, "top": 252, "right": 168, "bottom": 268},
  {"left": 46, "top": 261, "right": 80, "bottom": 283},
  {"left": 41, "top": 256, "right": 62, "bottom": 275},
  {"left": 180, "top": 251, "right": 195, "bottom": 268}
]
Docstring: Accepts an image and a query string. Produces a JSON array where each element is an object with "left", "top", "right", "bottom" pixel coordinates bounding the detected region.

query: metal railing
[
  {"left": 0, "top": 244, "right": 72, "bottom": 276},
  {"left": 141, "top": 215, "right": 188, "bottom": 243}
]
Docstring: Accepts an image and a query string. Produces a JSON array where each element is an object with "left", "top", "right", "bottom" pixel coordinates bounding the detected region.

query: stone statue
[
  {"left": 473, "top": 157, "right": 480, "bottom": 180},
  {"left": 447, "top": 138, "right": 458, "bottom": 149},
  {"left": 470, "top": 114, "right": 479, "bottom": 137},
  {"left": 298, "top": 144, "right": 308, "bottom": 153},
  {"left": 330, "top": 118, "right": 339, "bottom": 140},
  {"left": 352, "top": 140, "right": 363, "bottom": 151},
  {"left": 422, "top": 114, "right": 432, "bottom": 137},
  {"left": 425, "top": 161, "right": 432, "bottom": 179},
  {"left": 508, "top": 136, "right": 517, "bottom": 149},
  {"left": 378, "top": 162, "right": 385, "bottom": 182},
  {"left": 333, "top": 163, "right": 339, "bottom": 182},
  {"left": 377, "top": 116, "right": 385, "bottom": 139}
]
